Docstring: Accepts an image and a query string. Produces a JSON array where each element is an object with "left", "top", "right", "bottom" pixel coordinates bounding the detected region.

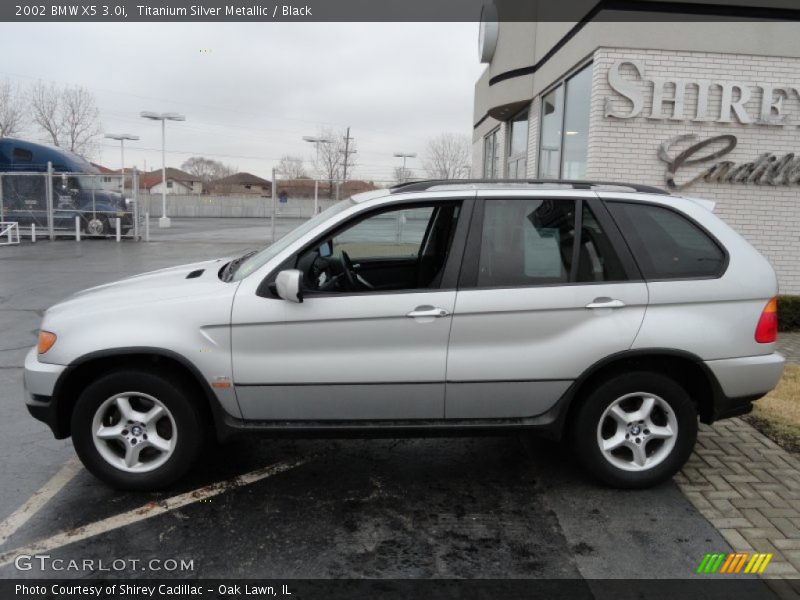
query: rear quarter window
[{"left": 606, "top": 201, "right": 726, "bottom": 279}]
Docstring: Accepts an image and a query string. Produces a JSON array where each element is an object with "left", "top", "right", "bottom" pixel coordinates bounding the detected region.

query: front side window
[
  {"left": 606, "top": 202, "right": 725, "bottom": 279},
  {"left": 230, "top": 199, "right": 355, "bottom": 281},
  {"left": 506, "top": 108, "right": 529, "bottom": 178},
  {"left": 296, "top": 202, "right": 462, "bottom": 294}
]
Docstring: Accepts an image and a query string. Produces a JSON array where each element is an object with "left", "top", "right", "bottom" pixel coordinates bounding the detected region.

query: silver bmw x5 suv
[{"left": 23, "top": 180, "right": 786, "bottom": 490}]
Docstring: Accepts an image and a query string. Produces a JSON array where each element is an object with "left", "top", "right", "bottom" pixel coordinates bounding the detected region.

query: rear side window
[
  {"left": 476, "top": 199, "right": 630, "bottom": 287},
  {"left": 12, "top": 147, "right": 33, "bottom": 162},
  {"left": 607, "top": 202, "right": 725, "bottom": 279},
  {"left": 577, "top": 203, "right": 627, "bottom": 282},
  {"left": 478, "top": 199, "right": 576, "bottom": 286}
]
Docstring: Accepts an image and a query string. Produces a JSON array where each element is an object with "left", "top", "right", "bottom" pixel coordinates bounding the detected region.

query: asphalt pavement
[{"left": 0, "top": 218, "right": 760, "bottom": 585}]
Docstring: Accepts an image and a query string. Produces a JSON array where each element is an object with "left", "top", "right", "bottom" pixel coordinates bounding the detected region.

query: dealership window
[
  {"left": 537, "top": 63, "right": 592, "bottom": 179},
  {"left": 506, "top": 108, "right": 529, "bottom": 178},
  {"left": 483, "top": 128, "right": 500, "bottom": 178}
]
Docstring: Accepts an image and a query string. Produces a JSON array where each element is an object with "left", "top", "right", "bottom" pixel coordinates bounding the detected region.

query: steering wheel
[{"left": 340, "top": 250, "right": 374, "bottom": 291}]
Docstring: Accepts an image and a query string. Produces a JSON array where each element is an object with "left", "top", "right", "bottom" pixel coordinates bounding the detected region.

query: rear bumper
[
  {"left": 705, "top": 352, "right": 785, "bottom": 421},
  {"left": 705, "top": 352, "right": 785, "bottom": 399},
  {"left": 23, "top": 347, "right": 68, "bottom": 438}
]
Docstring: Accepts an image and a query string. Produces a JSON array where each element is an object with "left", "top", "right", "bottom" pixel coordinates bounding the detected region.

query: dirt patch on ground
[{"left": 744, "top": 365, "right": 800, "bottom": 453}]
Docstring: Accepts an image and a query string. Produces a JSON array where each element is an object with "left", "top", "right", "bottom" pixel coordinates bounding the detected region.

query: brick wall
[{"left": 589, "top": 48, "right": 800, "bottom": 294}]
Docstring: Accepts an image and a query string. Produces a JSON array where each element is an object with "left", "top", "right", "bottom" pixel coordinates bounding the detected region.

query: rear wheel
[
  {"left": 571, "top": 371, "right": 697, "bottom": 489},
  {"left": 71, "top": 369, "right": 205, "bottom": 490}
]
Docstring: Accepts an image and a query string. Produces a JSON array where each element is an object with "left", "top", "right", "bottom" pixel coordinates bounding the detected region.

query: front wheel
[
  {"left": 84, "top": 215, "right": 109, "bottom": 236},
  {"left": 571, "top": 371, "right": 697, "bottom": 489},
  {"left": 71, "top": 369, "right": 205, "bottom": 490}
]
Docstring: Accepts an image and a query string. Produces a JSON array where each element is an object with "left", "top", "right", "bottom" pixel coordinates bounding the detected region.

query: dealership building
[{"left": 472, "top": 11, "right": 800, "bottom": 293}]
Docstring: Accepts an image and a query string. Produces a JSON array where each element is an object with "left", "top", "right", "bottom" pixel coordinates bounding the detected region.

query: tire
[
  {"left": 571, "top": 371, "right": 697, "bottom": 489},
  {"left": 84, "top": 215, "right": 109, "bottom": 236},
  {"left": 71, "top": 369, "right": 206, "bottom": 491}
]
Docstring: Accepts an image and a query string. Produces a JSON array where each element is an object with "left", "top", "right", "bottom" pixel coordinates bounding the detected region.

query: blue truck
[{"left": 0, "top": 138, "right": 132, "bottom": 235}]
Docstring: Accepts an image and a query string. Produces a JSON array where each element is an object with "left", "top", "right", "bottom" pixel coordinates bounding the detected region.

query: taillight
[{"left": 754, "top": 297, "right": 778, "bottom": 343}]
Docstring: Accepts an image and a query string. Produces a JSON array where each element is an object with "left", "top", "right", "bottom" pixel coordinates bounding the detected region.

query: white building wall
[
  {"left": 588, "top": 47, "right": 800, "bottom": 294},
  {"left": 149, "top": 180, "right": 193, "bottom": 195}
]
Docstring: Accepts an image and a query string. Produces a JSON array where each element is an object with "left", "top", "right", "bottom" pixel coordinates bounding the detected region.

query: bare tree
[
  {"left": 181, "top": 157, "right": 235, "bottom": 189},
  {"left": 393, "top": 166, "right": 414, "bottom": 184},
  {"left": 61, "top": 86, "right": 102, "bottom": 155},
  {"left": 0, "top": 78, "right": 25, "bottom": 138},
  {"left": 29, "top": 81, "right": 62, "bottom": 145},
  {"left": 423, "top": 133, "right": 471, "bottom": 179},
  {"left": 314, "top": 127, "right": 357, "bottom": 197},
  {"left": 29, "top": 82, "right": 102, "bottom": 156},
  {"left": 277, "top": 155, "right": 308, "bottom": 179}
]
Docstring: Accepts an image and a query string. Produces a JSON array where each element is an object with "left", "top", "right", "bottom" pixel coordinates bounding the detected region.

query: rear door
[{"left": 445, "top": 190, "right": 648, "bottom": 419}]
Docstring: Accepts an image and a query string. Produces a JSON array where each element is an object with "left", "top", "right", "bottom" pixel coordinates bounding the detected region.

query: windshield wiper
[{"left": 222, "top": 250, "right": 258, "bottom": 282}]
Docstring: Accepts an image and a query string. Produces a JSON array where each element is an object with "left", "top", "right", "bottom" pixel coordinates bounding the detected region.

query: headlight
[{"left": 37, "top": 331, "right": 57, "bottom": 354}]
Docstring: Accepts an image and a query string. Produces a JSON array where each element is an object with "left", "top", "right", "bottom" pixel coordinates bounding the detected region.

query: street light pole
[
  {"left": 140, "top": 111, "right": 185, "bottom": 228},
  {"left": 161, "top": 119, "right": 166, "bottom": 225},
  {"left": 104, "top": 133, "right": 139, "bottom": 196},
  {"left": 393, "top": 152, "right": 417, "bottom": 182},
  {"left": 302, "top": 135, "right": 333, "bottom": 165}
]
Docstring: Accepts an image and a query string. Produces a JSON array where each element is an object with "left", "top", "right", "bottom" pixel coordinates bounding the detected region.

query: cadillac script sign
[{"left": 658, "top": 134, "right": 800, "bottom": 190}]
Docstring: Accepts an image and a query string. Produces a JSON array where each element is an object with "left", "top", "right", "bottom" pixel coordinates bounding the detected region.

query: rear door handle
[
  {"left": 406, "top": 306, "right": 450, "bottom": 318},
  {"left": 585, "top": 297, "right": 626, "bottom": 309}
]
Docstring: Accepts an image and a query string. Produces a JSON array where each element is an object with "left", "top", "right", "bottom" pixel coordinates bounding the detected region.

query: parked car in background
[
  {"left": 0, "top": 138, "right": 131, "bottom": 235},
  {"left": 23, "top": 180, "right": 785, "bottom": 490}
]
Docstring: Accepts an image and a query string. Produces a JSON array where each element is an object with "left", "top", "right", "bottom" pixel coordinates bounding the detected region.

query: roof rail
[{"left": 389, "top": 179, "right": 668, "bottom": 195}]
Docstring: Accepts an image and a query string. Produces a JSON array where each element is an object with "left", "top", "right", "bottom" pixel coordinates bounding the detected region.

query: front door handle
[
  {"left": 585, "top": 297, "right": 626, "bottom": 309},
  {"left": 406, "top": 306, "right": 450, "bottom": 318}
]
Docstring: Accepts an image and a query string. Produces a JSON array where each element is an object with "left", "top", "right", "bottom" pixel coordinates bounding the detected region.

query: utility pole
[{"left": 341, "top": 126, "right": 354, "bottom": 187}]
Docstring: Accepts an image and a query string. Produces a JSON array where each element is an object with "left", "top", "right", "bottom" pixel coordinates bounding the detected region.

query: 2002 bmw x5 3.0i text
[{"left": 23, "top": 180, "right": 785, "bottom": 490}]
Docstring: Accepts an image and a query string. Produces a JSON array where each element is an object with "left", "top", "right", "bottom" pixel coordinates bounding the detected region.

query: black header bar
[{"left": 2, "top": 0, "right": 800, "bottom": 22}]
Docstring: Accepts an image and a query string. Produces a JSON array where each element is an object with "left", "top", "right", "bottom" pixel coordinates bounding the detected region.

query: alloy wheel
[
  {"left": 596, "top": 392, "right": 678, "bottom": 472},
  {"left": 91, "top": 392, "right": 177, "bottom": 473}
]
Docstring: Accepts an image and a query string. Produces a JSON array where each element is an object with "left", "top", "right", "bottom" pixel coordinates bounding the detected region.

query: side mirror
[{"left": 274, "top": 269, "right": 304, "bottom": 303}]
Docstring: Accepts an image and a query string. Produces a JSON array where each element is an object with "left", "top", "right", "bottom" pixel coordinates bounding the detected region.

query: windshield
[{"left": 229, "top": 198, "right": 355, "bottom": 281}]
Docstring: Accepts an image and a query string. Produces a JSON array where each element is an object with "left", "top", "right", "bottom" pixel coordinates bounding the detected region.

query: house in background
[
  {"left": 276, "top": 177, "right": 379, "bottom": 199},
  {"left": 138, "top": 168, "right": 203, "bottom": 194},
  {"left": 208, "top": 172, "right": 272, "bottom": 196},
  {"left": 89, "top": 163, "right": 120, "bottom": 192}
]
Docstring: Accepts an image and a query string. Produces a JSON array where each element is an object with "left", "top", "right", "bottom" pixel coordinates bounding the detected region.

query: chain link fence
[{"left": 0, "top": 165, "right": 142, "bottom": 241}]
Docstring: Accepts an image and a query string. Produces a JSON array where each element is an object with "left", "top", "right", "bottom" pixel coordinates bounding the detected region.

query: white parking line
[
  {"left": 0, "top": 456, "right": 309, "bottom": 568},
  {"left": 0, "top": 457, "right": 82, "bottom": 547}
]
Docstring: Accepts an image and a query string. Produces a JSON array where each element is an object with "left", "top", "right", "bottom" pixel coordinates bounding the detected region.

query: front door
[
  {"left": 445, "top": 192, "right": 648, "bottom": 419},
  {"left": 231, "top": 199, "right": 468, "bottom": 421}
]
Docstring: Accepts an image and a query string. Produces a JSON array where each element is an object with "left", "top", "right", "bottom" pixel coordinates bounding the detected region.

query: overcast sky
[{"left": 0, "top": 22, "right": 483, "bottom": 182}]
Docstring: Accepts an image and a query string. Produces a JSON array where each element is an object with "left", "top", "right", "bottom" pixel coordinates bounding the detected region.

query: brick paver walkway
[
  {"left": 676, "top": 418, "right": 800, "bottom": 582},
  {"left": 777, "top": 331, "right": 800, "bottom": 365}
]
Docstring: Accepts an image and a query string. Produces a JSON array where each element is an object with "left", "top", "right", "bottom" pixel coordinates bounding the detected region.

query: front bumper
[{"left": 23, "top": 347, "right": 68, "bottom": 437}]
